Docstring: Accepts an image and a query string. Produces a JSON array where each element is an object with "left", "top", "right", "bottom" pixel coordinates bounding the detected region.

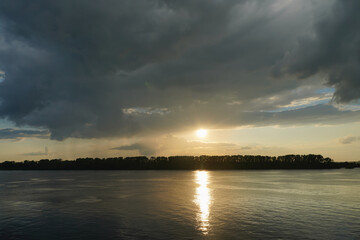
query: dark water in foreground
[{"left": 0, "top": 170, "right": 359, "bottom": 240}]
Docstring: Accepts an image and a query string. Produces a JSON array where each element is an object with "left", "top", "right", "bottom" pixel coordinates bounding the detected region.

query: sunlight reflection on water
[{"left": 194, "top": 171, "right": 211, "bottom": 235}]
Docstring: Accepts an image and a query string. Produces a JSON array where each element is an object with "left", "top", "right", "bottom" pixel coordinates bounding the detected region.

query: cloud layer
[
  {"left": 0, "top": 128, "right": 49, "bottom": 140},
  {"left": 112, "top": 135, "right": 241, "bottom": 156},
  {"left": 339, "top": 136, "right": 360, "bottom": 145},
  {"left": 0, "top": 0, "right": 359, "bottom": 140}
]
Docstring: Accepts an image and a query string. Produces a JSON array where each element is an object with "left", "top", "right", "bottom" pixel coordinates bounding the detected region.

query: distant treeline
[{"left": 0, "top": 154, "right": 359, "bottom": 170}]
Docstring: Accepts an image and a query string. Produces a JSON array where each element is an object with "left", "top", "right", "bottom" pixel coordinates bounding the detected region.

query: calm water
[{"left": 0, "top": 169, "right": 359, "bottom": 240}]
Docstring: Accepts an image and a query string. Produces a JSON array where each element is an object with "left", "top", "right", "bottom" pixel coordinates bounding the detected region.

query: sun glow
[{"left": 196, "top": 129, "right": 208, "bottom": 138}]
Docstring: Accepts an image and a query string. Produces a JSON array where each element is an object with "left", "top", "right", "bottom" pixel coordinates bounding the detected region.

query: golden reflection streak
[{"left": 194, "top": 171, "right": 211, "bottom": 235}]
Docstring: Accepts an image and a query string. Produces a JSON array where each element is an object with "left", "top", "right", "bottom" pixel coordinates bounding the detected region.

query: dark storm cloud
[
  {"left": 0, "top": 128, "right": 49, "bottom": 140},
  {"left": 0, "top": 0, "right": 358, "bottom": 139},
  {"left": 274, "top": 0, "right": 360, "bottom": 102}
]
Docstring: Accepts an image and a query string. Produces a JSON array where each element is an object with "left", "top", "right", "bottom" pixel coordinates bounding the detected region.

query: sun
[{"left": 196, "top": 129, "right": 208, "bottom": 138}]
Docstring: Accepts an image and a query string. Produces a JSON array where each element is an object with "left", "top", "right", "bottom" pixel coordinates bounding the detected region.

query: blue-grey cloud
[{"left": 0, "top": 128, "right": 49, "bottom": 140}]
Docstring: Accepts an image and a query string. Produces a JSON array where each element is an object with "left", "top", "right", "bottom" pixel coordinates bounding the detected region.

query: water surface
[{"left": 0, "top": 169, "right": 359, "bottom": 239}]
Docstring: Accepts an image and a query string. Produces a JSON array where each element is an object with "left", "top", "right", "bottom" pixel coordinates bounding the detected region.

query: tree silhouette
[{"left": 0, "top": 154, "right": 358, "bottom": 170}]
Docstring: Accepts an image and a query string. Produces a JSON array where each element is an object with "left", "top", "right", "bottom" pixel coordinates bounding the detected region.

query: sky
[{"left": 0, "top": 0, "right": 359, "bottom": 162}]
